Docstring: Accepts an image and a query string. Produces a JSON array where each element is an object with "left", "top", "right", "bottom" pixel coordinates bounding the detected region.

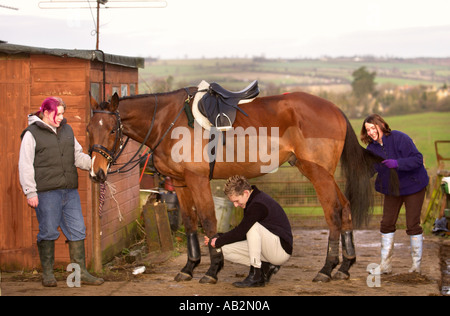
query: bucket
[
  {"left": 139, "top": 189, "right": 156, "bottom": 207},
  {"left": 160, "top": 192, "right": 178, "bottom": 210},
  {"left": 213, "top": 196, "right": 234, "bottom": 233},
  {"left": 442, "top": 177, "right": 450, "bottom": 194},
  {"left": 161, "top": 192, "right": 180, "bottom": 232}
]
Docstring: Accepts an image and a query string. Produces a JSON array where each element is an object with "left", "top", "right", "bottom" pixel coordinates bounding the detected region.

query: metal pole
[{"left": 96, "top": 1, "right": 100, "bottom": 50}]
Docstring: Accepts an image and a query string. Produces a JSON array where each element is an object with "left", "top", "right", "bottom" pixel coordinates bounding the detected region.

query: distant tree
[
  {"left": 351, "top": 66, "right": 376, "bottom": 99},
  {"left": 151, "top": 75, "right": 174, "bottom": 93},
  {"left": 263, "top": 82, "right": 281, "bottom": 96},
  {"left": 437, "top": 96, "right": 450, "bottom": 112}
]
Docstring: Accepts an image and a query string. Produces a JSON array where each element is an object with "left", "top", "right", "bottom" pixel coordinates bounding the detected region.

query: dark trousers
[{"left": 380, "top": 188, "right": 426, "bottom": 236}]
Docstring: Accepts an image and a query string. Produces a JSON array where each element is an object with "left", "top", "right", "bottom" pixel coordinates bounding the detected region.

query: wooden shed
[{"left": 0, "top": 42, "right": 145, "bottom": 270}]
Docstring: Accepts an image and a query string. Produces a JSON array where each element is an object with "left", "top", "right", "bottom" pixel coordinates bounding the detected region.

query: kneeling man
[{"left": 205, "top": 175, "right": 293, "bottom": 287}]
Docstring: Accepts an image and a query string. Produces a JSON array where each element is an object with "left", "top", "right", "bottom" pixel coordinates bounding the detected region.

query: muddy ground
[{"left": 2, "top": 228, "right": 449, "bottom": 297}]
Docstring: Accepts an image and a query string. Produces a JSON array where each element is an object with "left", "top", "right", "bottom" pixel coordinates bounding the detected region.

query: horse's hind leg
[
  {"left": 333, "top": 189, "right": 356, "bottom": 280},
  {"left": 296, "top": 160, "right": 342, "bottom": 282},
  {"left": 333, "top": 230, "right": 356, "bottom": 280},
  {"left": 173, "top": 184, "right": 201, "bottom": 282}
]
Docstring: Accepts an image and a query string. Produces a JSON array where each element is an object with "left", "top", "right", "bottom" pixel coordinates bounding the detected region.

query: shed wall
[
  {"left": 0, "top": 53, "right": 141, "bottom": 270},
  {"left": 0, "top": 55, "right": 33, "bottom": 269}
]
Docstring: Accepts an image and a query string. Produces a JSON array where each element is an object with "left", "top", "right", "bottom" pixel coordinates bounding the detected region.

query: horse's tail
[{"left": 339, "top": 111, "right": 399, "bottom": 228}]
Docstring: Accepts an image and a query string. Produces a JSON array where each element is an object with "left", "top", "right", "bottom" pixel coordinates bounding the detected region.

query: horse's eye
[{"left": 110, "top": 129, "right": 116, "bottom": 135}]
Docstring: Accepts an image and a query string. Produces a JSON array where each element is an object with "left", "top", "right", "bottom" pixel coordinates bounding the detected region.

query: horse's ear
[
  {"left": 90, "top": 92, "right": 99, "bottom": 110},
  {"left": 110, "top": 93, "right": 119, "bottom": 112}
]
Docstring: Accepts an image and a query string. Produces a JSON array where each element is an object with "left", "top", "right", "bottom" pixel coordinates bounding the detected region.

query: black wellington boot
[
  {"left": 232, "top": 266, "right": 265, "bottom": 288},
  {"left": 37, "top": 240, "right": 57, "bottom": 287}
]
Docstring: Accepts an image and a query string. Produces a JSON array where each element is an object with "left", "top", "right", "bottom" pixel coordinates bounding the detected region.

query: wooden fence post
[{"left": 92, "top": 183, "right": 102, "bottom": 272}]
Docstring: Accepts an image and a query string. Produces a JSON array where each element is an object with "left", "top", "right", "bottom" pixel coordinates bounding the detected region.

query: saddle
[{"left": 198, "top": 80, "right": 259, "bottom": 131}]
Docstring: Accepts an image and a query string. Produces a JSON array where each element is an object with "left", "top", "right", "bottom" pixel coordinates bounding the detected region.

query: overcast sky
[{"left": 1, "top": 0, "right": 450, "bottom": 59}]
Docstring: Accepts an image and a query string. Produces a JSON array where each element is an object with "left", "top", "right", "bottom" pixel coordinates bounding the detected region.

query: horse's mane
[{"left": 120, "top": 87, "right": 197, "bottom": 101}]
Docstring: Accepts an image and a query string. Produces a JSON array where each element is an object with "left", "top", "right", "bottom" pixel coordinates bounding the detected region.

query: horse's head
[{"left": 87, "top": 93, "right": 123, "bottom": 183}]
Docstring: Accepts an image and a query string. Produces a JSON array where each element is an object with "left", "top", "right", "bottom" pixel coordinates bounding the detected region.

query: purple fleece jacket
[{"left": 366, "top": 130, "right": 429, "bottom": 196}]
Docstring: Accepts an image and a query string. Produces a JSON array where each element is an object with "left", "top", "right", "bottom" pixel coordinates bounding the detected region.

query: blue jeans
[{"left": 35, "top": 189, "right": 86, "bottom": 242}]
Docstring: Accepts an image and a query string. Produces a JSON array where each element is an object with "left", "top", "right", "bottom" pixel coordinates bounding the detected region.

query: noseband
[{"left": 89, "top": 110, "right": 125, "bottom": 164}]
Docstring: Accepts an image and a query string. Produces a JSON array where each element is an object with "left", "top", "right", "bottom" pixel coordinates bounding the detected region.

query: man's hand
[
  {"left": 27, "top": 196, "right": 39, "bottom": 208},
  {"left": 204, "top": 236, "right": 217, "bottom": 248}
]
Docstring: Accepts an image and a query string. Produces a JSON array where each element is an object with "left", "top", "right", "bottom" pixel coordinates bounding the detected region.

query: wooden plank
[
  {"left": 31, "top": 81, "right": 86, "bottom": 97},
  {"left": 142, "top": 200, "right": 161, "bottom": 252},
  {"left": 154, "top": 202, "right": 174, "bottom": 252},
  {"left": 0, "top": 58, "right": 30, "bottom": 83},
  {"left": 31, "top": 94, "right": 87, "bottom": 109},
  {"left": 31, "top": 68, "right": 86, "bottom": 83},
  {"left": 0, "top": 82, "right": 32, "bottom": 257},
  {"left": 30, "top": 55, "right": 86, "bottom": 69}
]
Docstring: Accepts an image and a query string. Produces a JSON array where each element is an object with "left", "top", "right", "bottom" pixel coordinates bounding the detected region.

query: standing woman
[
  {"left": 361, "top": 114, "right": 429, "bottom": 275},
  {"left": 19, "top": 97, "right": 104, "bottom": 287}
]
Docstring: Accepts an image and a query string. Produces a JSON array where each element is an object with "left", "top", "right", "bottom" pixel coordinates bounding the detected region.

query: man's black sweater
[{"left": 215, "top": 186, "right": 293, "bottom": 255}]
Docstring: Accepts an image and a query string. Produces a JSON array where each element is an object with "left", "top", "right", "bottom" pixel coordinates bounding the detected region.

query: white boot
[
  {"left": 370, "top": 232, "right": 394, "bottom": 275},
  {"left": 409, "top": 234, "right": 423, "bottom": 273}
]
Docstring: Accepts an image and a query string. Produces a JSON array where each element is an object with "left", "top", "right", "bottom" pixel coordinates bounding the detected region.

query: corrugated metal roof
[{"left": 0, "top": 42, "right": 145, "bottom": 69}]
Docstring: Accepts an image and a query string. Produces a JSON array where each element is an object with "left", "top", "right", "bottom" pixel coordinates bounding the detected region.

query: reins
[{"left": 107, "top": 94, "right": 158, "bottom": 174}]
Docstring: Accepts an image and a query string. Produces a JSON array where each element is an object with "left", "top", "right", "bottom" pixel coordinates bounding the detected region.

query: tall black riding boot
[
  {"left": 37, "top": 240, "right": 57, "bottom": 287},
  {"left": 200, "top": 244, "right": 224, "bottom": 284},
  {"left": 68, "top": 240, "right": 104, "bottom": 285},
  {"left": 232, "top": 266, "right": 265, "bottom": 288},
  {"left": 175, "top": 232, "right": 201, "bottom": 281}
]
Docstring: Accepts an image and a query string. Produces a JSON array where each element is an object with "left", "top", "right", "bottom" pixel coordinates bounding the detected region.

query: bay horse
[{"left": 87, "top": 87, "right": 395, "bottom": 284}]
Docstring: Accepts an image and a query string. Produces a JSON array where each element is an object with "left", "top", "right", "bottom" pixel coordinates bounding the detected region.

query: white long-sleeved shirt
[{"left": 18, "top": 115, "right": 91, "bottom": 199}]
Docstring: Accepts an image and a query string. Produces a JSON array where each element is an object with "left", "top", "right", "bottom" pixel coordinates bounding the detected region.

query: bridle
[
  {"left": 89, "top": 88, "right": 196, "bottom": 175},
  {"left": 89, "top": 109, "right": 126, "bottom": 165}
]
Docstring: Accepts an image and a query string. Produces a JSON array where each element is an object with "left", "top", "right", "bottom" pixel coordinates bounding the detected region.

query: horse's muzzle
[{"left": 90, "top": 168, "right": 107, "bottom": 183}]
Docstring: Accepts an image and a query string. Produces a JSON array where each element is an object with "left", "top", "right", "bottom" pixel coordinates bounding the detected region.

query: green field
[{"left": 139, "top": 57, "right": 450, "bottom": 94}]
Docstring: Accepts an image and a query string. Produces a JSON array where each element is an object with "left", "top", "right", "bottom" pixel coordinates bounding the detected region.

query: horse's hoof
[
  {"left": 199, "top": 274, "right": 218, "bottom": 284},
  {"left": 312, "top": 272, "right": 331, "bottom": 283},
  {"left": 333, "top": 271, "right": 350, "bottom": 280},
  {"left": 174, "top": 272, "right": 193, "bottom": 282}
]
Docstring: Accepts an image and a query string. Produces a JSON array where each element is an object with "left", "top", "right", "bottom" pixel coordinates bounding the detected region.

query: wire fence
[
  {"left": 212, "top": 164, "right": 384, "bottom": 207},
  {"left": 211, "top": 164, "right": 387, "bottom": 228}
]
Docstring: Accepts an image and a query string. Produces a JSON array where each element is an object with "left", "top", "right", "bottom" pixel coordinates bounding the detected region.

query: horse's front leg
[
  {"left": 185, "top": 172, "right": 224, "bottom": 284},
  {"left": 173, "top": 184, "right": 201, "bottom": 282}
]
